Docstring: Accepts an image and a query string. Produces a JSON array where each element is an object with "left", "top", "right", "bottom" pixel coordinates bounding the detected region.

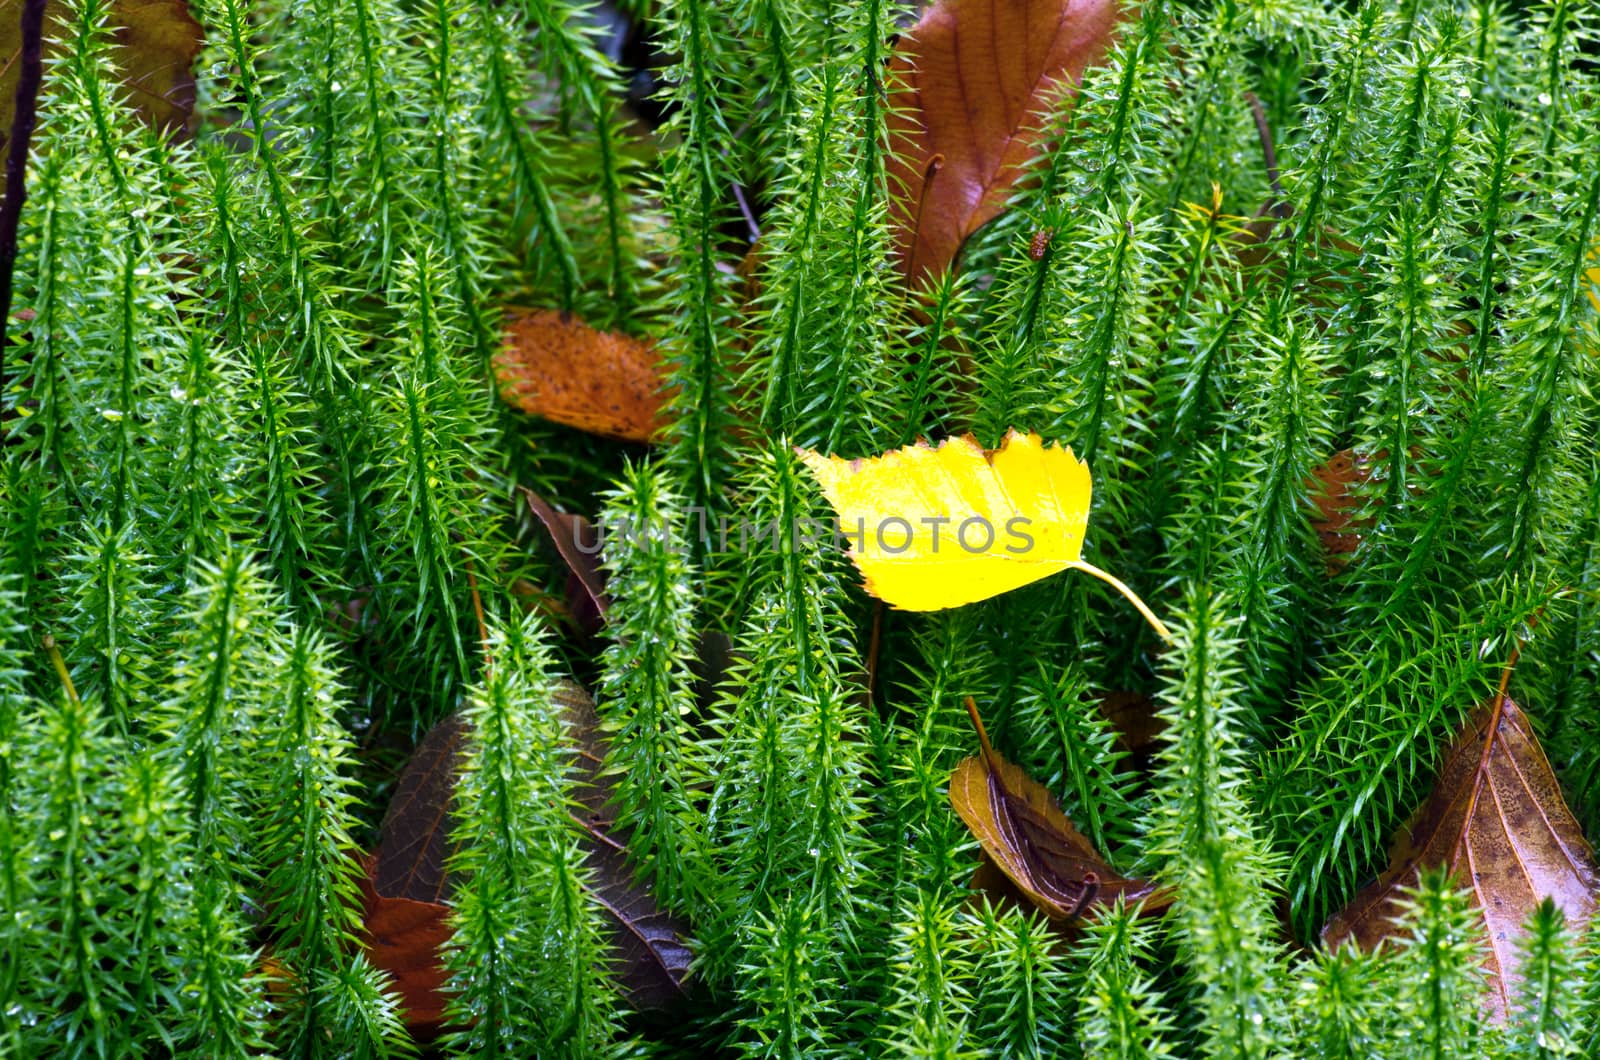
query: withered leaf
[
  {"left": 0, "top": 1, "right": 203, "bottom": 141},
  {"left": 357, "top": 854, "right": 454, "bottom": 1037},
  {"left": 950, "top": 698, "right": 1170, "bottom": 921},
  {"left": 556, "top": 682, "right": 695, "bottom": 1011},
  {"left": 521, "top": 486, "right": 609, "bottom": 636},
  {"left": 360, "top": 714, "right": 464, "bottom": 1036},
  {"left": 1322, "top": 696, "right": 1600, "bottom": 1021},
  {"left": 1099, "top": 689, "right": 1163, "bottom": 764},
  {"left": 1307, "top": 448, "right": 1369, "bottom": 573},
  {"left": 357, "top": 683, "right": 693, "bottom": 1031},
  {"left": 885, "top": 0, "right": 1119, "bottom": 285},
  {"left": 496, "top": 308, "right": 672, "bottom": 443},
  {"left": 374, "top": 712, "right": 464, "bottom": 904}
]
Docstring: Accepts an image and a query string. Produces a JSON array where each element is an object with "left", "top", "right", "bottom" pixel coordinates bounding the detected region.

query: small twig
[
  {"left": 1244, "top": 91, "right": 1289, "bottom": 219},
  {"left": 963, "top": 696, "right": 1002, "bottom": 772},
  {"left": 41, "top": 634, "right": 82, "bottom": 710},
  {"left": 1455, "top": 614, "right": 1538, "bottom": 854},
  {"left": 465, "top": 558, "right": 490, "bottom": 672},
  {"left": 730, "top": 181, "right": 761, "bottom": 244},
  {"left": 863, "top": 601, "right": 883, "bottom": 704},
  {"left": 0, "top": 0, "right": 49, "bottom": 390}
]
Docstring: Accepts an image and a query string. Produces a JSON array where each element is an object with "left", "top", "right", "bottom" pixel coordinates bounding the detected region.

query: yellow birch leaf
[{"left": 798, "top": 429, "right": 1168, "bottom": 638}]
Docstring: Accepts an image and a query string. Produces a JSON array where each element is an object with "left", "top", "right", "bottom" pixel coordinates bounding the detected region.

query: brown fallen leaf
[
  {"left": 357, "top": 683, "right": 693, "bottom": 1033},
  {"left": 885, "top": 0, "right": 1119, "bottom": 285},
  {"left": 496, "top": 308, "right": 672, "bottom": 443},
  {"left": 520, "top": 486, "right": 609, "bottom": 636},
  {"left": 358, "top": 713, "right": 463, "bottom": 1036},
  {"left": 373, "top": 713, "right": 465, "bottom": 905},
  {"left": 357, "top": 854, "right": 454, "bottom": 1036},
  {"left": 1099, "top": 689, "right": 1163, "bottom": 764},
  {"left": 1307, "top": 448, "right": 1369, "bottom": 572},
  {"left": 555, "top": 682, "right": 695, "bottom": 1011},
  {"left": 950, "top": 697, "right": 1170, "bottom": 921},
  {"left": 0, "top": 1, "right": 203, "bottom": 142},
  {"left": 1321, "top": 695, "right": 1600, "bottom": 1021}
]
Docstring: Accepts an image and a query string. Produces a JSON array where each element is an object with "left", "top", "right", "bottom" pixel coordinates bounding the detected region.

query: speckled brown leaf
[
  {"left": 1, "top": 1, "right": 203, "bottom": 142},
  {"left": 1322, "top": 697, "right": 1600, "bottom": 1021},
  {"left": 950, "top": 698, "right": 1170, "bottom": 921},
  {"left": 886, "top": 0, "right": 1119, "bottom": 285},
  {"left": 495, "top": 308, "right": 672, "bottom": 443}
]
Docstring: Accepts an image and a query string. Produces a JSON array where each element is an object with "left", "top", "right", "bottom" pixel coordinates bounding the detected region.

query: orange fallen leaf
[
  {"left": 495, "top": 308, "right": 672, "bottom": 443},
  {"left": 1321, "top": 695, "right": 1599, "bottom": 1021},
  {"left": 357, "top": 858, "right": 454, "bottom": 1036},
  {"left": 1307, "top": 448, "right": 1369, "bottom": 572},
  {"left": 885, "top": 0, "right": 1119, "bottom": 285},
  {"left": 798, "top": 430, "right": 1167, "bottom": 637},
  {"left": 1, "top": 2, "right": 204, "bottom": 140},
  {"left": 951, "top": 698, "right": 1170, "bottom": 921}
]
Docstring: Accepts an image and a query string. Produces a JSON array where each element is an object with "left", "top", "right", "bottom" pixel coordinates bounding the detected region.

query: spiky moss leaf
[
  {"left": 699, "top": 445, "right": 875, "bottom": 1004},
  {"left": 444, "top": 612, "right": 620, "bottom": 1057},
  {"left": 1149, "top": 588, "right": 1286, "bottom": 1058},
  {"left": 966, "top": 901, "right": 1073, "bottom": 1059},
  {"left": 1509, "top": 899, "right": 1584, "bottom": 1057},
  {"left": 1391, "top": 870, "right": 1487, "bottom": 1060},
  {"left": 1072, "top": 905, "right": 1178, "bottom": 1060},
  {"left": 0, "top": 578, "right": 23, "bottom": 1054},
  {"left": 258, "top": 626, "right": 409, "bottom": 1056},
  {"left": 597, "top": 461, "right": 706, "bottom": 911},
  {"left": 1290, "top": 945, "right": 1407, "bottom": 1058},
  {"left": 368, "top": 249, "right": 501, "bottom": 715}
]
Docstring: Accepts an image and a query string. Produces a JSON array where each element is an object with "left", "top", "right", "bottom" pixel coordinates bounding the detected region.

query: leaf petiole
[{"left": 1068, "top": 561, "right": 1173, "bottom": 644}]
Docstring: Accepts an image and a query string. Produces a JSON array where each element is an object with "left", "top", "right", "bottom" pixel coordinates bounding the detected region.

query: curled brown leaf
[{"left": 950, "top": 697, "right": 1170, "bottom": 921}]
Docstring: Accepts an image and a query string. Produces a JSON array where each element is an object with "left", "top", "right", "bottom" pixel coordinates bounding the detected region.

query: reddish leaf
[
  {"left": 357, "top": 855, "right": 453, "bottom": 1036},
  {"left": 496, "top": 308, "right": 672, "bottom": 443},
  {"left": 886, "top": 0, "right": 1120, "bottom": 285},
  {"left": 1, "top": 2, "right": 203, "bottom": 141},
  {"left": 1322, "top": 696, "right": 1600, "bottom": 1021},
  {"left": 1307, "top": 448, "right": 1369, "bottom": 572},
  {"left": 950, "top": 698, "right": 1170, "bottom": 921}
]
